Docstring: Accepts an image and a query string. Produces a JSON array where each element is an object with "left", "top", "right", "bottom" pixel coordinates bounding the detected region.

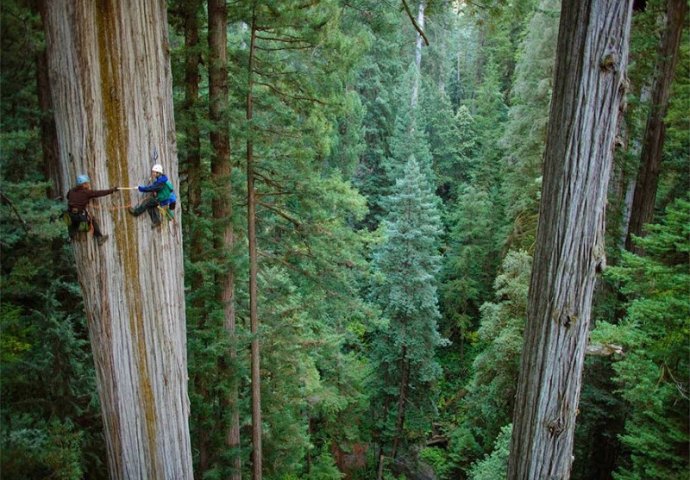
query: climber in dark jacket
[
  {"left": 128, "top": 163, "right": 177, "bottom": 228},
  {"left": 66, "top": 174, "right": 119, "bottom": 245}
]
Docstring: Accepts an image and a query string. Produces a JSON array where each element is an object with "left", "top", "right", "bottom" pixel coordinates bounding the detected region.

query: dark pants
[
  {"left": 68, "top": 210, "right": 104, "bottom": 239},
  {"left": 130, "top": 198, "right": 161, "bottom": 225}
]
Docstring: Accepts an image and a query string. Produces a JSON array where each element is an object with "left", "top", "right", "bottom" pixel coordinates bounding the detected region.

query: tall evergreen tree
[
  {"left": 227, "top": 1, "right": 372, "bottom": 476},
  {"left": 369, "top": 156, "right": 445, "bottom": 468}
]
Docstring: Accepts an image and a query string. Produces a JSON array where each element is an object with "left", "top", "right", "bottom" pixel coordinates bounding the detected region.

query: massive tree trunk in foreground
[
  {"left": 625, "top": 0, "right": 688, "bottom": 252},
  {"left": 508, "top": 1, "right": 632, "bottom": 479},
  {"left": 41, "top": 1, "right": 193, "bottom": 478}
]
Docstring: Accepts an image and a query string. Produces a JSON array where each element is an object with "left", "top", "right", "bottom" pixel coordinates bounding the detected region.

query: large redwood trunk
[
  {"left": 508, "top": 1, "right": 633, "bottom": 479},
  {"left": 41, "top": 1, "right": 193, "bottom": 478},
  {"left": 625, "top": 0, "right": 688, "bottom": 252}
]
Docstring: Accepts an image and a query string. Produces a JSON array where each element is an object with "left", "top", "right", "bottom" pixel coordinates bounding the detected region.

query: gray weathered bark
[
  {"left": 508, "top": 1, "right": 633, "bottom": 479},
  {"left": 41, "top": 1, "right": 193, "bottom": 478}
]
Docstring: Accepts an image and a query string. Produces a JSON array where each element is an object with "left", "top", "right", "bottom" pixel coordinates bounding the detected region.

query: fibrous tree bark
[
  {"left": 625, "top": 0, "right": 688, "bottom": 252},
  {"left": 508, "top": 1, "right": 633, "bottom": 479},
  {"left": 41, "top": 1, "right": 193, "bottom": 478},
  {"left": 208, "top": 0, "right": 242, "bottom": 478}
]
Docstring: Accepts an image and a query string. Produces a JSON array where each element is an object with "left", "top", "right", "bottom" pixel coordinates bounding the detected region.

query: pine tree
[
  {"left": 370, "top": 156, "right": 445, "bottom": 465},
  {"left": 350, "top": 3, "right": 409, "bottom": 230},
  {"left": 227, "top": 1, "right": 372, "bottom": 476}
]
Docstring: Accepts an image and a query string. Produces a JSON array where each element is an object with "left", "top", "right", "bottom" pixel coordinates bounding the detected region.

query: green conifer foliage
[
  {"left": 370, "top": 156, "right": 445, "bottom": 458},
  {"left": 593, "top": 197, "right": 690, "bottom": 480},
  {"left": 500, "top": 0, "right": 560, "bottom": 251},
  {"left": 227, "top": 1, "right": 372, "bottom": 476},
  {"left": 470, "top": 61, "right": 508, "bottom": 190},
  {"left": 421, "top": 79, "right": 462, "bottom": 202},
  {"left": 467, "top": 423, "right": 512, "bottom": 480},
  {"left": 441, "top": 185, "right": 504, "bottom": 336},
  {"left": 446, "top": 250, "right": 531, "bottom": 476},
  {"left": 386, "top": 65, "right": 435, "bottom": 187}
]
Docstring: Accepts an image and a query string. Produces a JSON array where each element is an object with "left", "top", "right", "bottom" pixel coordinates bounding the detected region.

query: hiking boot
[{"left": 96, "top": 234, "right": 109, "bottom": 246}]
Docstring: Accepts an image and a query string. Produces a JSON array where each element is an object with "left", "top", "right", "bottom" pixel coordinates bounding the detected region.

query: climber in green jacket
[{"left": 128, "top": 164, "right": 177, "bottom": 228}]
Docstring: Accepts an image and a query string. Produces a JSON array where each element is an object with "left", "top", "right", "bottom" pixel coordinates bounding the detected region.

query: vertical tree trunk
[
  {"left": 208, "top": 1, "right": 242, "bottom": 478},
  {"left": 40, "top": 1, "right": 193, "bottom": 478},
  {"left": 390, "top": 348, "right": 409, "bottom": 461},
  {"left": 179, "top": 1, "right": 207, "bottom": 474},
  {"left": 36, "top": 48, "right": 61, "bottom": 198},
  {"left": 410, "top": 1, "right": 425, "bottom": 109},
  {"left": 625, "top": 0, "right": 687, "bottom": 252},
  {"left": 247, "top": 12, "right": 263, "bottom": 480},
  {"left": 183, "top": 0, "right": 203, "bottom": 219},
  {"left": 508, "top": 2, "right": 632, "bottom": 479}
]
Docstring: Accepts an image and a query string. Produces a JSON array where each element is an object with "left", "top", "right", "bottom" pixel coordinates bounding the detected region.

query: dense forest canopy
[{"left": 1, "top": 0, "right": 687, "bottom": 479}]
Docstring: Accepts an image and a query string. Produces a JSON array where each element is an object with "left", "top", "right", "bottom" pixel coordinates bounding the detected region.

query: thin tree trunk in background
[
  {"left": 390, "top": 348, "right": 409, "bottom": 461},
  {"left": 179, "top": 2, "right": 207, "bottom": 474},
  {"left": 508, "top": 1, "right": 632, "bottom": 479},
  {"left": 36, "top": 48, "right": 61, "bottom": 198},
  {"left": 247, "top": 11, "right": 263, "bottom": 480},
  {"left": 410, "top": 1, "right": 425, "bottom": 109},
  {"left": 625, "top": 0, "right": 687, "bottom": 252},
  {"left": 183, "top": 0, "right": 202, "bottom": 220},
  {"left": 180, "top": 1, "right": 207, "bottom": 474},
  {"left": 209, "top": 1, "right": 242, "bottom": 478},
  {"left": 40, "top": 0, "right": 193, "bottom": 478}
]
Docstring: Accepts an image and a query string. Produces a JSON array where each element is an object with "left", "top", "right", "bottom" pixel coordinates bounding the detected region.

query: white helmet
[{"left": 151, "top": 164, "right": 164, "bottom": 173}]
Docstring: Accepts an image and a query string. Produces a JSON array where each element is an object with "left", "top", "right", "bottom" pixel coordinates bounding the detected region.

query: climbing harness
[{"left": 62, "top": 209, "right": 93, "bottom": 233}]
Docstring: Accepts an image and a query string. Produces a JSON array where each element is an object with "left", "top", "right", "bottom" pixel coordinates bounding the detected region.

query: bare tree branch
[
  {"left": 254, "top": 81, "right": 328, "bottom": 105},
  {"left": 0, "top": 191, "right": 30, "bottom": 233},
  {"left": 401, "top": 0, "right": 429, "bottom": 46}
]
